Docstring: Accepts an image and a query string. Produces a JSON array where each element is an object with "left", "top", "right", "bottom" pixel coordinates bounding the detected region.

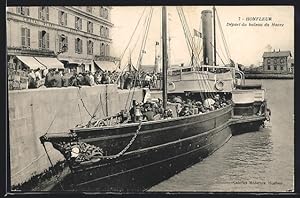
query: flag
[
  {"left": 193, "top": 29, "right": 202, "bottom": 38},
  {"left": 155, "top": 41, "right": 159, "bottom": 45}
]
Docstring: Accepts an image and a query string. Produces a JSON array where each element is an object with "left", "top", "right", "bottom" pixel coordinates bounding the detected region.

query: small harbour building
[
  {"left": 7, "top": 6, "right": 119, "bottom": 74},
  {"left": 262, "top": 50, "right": 293, "bottom": 74}
]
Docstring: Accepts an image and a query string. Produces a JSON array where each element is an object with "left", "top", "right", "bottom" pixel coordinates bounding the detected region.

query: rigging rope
[
  {"left": 124, "top": 7, "right": 154, "bottom": 111},
  {"left": 77, "top": 88, "right": 93, "bottom": 118},
  {"left": 216, "top": 9, "right": 231, "bottom": 61},
  {"left": 119, "top": 7, "right": 147, "bottom": 64}
]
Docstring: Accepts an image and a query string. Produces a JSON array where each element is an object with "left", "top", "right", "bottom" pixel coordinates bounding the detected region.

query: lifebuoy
[
  {"left": 215, "top": 80, "right": 224, "bottom": 91},
  {"left": 168, "top": 82, "right": 176, "bottom": 91}
]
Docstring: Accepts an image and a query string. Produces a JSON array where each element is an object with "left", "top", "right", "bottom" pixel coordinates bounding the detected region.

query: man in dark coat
[
  {"left": 52, "top": 70, "right": 62, "bottom": 87},
  {"left": 45, "top": 69, "right": 55, "bottom": 87}
]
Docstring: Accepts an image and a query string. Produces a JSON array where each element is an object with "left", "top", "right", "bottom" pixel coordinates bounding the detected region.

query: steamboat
[{"left": 38, "top": 6, "right": 270, "bottom": 192}]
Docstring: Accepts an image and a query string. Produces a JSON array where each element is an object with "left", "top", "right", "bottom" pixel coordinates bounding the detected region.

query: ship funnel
[{"left": 201, "top": 10, "right": 213, "bottom": 65}]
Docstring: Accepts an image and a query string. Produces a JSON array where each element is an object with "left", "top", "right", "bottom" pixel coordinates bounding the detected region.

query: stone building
[
  {"left": 262, "top": 50, "right": 293, "bottom": 73},
  {"left": 7, "top": 6, "right": 119, "bottom": 73}
]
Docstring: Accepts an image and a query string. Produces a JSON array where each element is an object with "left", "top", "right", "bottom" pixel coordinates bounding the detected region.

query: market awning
[
  {"left": 16, "top": 56, "right": 46, "bottom": 70},
  {"left": 34, "top": 57, "right": 64, "bottom": 69},
  {"left": 94, "top": 61, "right": 120, "bottom": 72}
]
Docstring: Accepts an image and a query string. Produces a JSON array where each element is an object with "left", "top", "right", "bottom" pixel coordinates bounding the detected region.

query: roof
[{"left": 263, "top": 51, "right": 292, "bottom": 58}]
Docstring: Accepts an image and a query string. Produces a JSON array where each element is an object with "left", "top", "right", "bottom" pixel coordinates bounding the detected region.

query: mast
[
  {"left": 162, "top": 6, "right": 168, "bottom": 110},
  {"left": 213, "top": 6, "right": 216, "bottom": 66}
]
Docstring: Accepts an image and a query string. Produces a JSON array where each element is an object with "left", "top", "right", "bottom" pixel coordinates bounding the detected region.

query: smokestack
[{"left": 201, "top": 10, "right": 213, "bottom": 65}]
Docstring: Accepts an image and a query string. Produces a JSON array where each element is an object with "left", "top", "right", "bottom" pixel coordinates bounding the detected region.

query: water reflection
[{"left": 149, "top": 80, "right": 293, "bottom": 192}]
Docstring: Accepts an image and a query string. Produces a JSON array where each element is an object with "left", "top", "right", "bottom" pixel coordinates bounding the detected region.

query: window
[
  {"left": 75, "top": 38, "right": 83, "bottom": 54},
  {"left": 87, "top": 40, "right": 93, "bottom": 55},
  {"left": 267, "top": 65, "right": 271, "bottom": 70},
  {"left": 274, "top": 65, "right": 277, "bottom": 70},
  {"left": 100, "top": 7, "right": 104, "bottom": 17},
  {"left": 87, "top": 21, "right": 93, "bottom": 34},
  {"left": 75, "top": 17, "right": 82, "bottom": 30},
  {"left": 38, "top": 30, "right": 49, "bottom": 49},
  {"left": 59, "top": 34, "right": 68, "bottom": 52},
  {"left": 89, "top": 64, "right": 92, "bottom": 71},
  {"left": 58, "top": 11, "right": 67, "bottom": 26},
  {"left": 100, "top": 26, "right": 104, "bottom": 37},
  {"left": 280, "top": 66, "right": 284, "bottom": 70},
  {"left": 38, "top": 7, "right": 49, "bottom": 21},
  {"left": 267, "top": 59, "right": 271, "bottom": 64},
  {"left": 280, "top": 58, "right": 285, "bottom": 63},
  {"left": 105, "top": 27, "right": 109, "bottom": 37},
  {"left": 86, "top": 6, "right": 92, "bottom": 13},
  {"left": 273, "top": 58, "right": 277, "bottom": 64},
  {"left": 17, "top": 7, "right": 30, "bottom": 16},
  {"left": 104, "top": 8, "right": 108, "bottom": 19},
  {"left": 105, "top": 44, "right": 110, "bottom": 56},
  {"left": 100, "top": 43, "right": 105, "bottom": 56},
  {"left": 21, "top": 27, "right": 30, "bottom": 47}
]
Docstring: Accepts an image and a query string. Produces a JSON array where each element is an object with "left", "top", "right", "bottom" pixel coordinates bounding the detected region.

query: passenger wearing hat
[
  {"left": 45, "top": 69, "right": 55, "bottom": 87},
  {"left": 179, "top": 104, "right": 193, "bottom": 117},
  {"left": 213, "top": 94, "right": 221, "bottom": 109},
  {"left": 53, "top": 70, "right": 62, "bottom": 87},
  {"left": 144, "top": 72, "right": 151, "bottom": 88},
  {"left": 196, "top": 101, "right": 207, "bottom": 113},
  {"left": 62, "top": 71, "right": 69, "bottom": 87}
]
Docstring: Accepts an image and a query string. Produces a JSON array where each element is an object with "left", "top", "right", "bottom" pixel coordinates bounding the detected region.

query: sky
[{"left": 110, "top": 6, "right": 294, "bottom": 68}]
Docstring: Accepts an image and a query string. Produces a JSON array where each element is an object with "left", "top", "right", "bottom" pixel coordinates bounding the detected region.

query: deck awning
[
  {"left": 94, "top": 61, "right": 120, "bottom": 72},
  {"left": 34, "top": 57, "right": 64, "bottom": 69},
  {"left": 16, "top": 56, "right": 46, "bottom": 70}
]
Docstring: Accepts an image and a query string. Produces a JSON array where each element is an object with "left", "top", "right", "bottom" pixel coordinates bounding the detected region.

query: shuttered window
[
  {"left": 100, "top": 43, "right": 105, "bottom": 56},
  {"left": 100, "top": 26, "right": 104, "bottom": 37},
  {"left": 38, "top": 30, "right": 49, "bottom": 49},
  {"left": 59, "top": 35, "right": 68, "bottom": 52},
  {"left": 75, "top": 38, "right": 82, "bottom": 54},
  {"left": 58, "top": 11, "right": 67, "bottom": 26},
  {"left": 21, "top": 28, "right": 26, "bottom": 46},
  {"left": 87, "top": 40, "right": 93, "bottom": 55},
  {"left": 38, "top": 7, "right": 49, "bottom": 21},
  {"left": 17, "top": 7, "right": 30, "bottom": 16},
  {"left": 21, "top": 27, "right": 30, "bottom": 47},
  {"left": 75, "top": 17, "right": 82, "bottom": 30},
  {"left": 87, "top": 21, "right": 93, "bottom": 34}
]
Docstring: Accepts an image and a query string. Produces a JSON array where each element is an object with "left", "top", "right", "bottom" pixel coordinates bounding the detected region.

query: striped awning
[
  {"left": 16, "top": 56, "right": 46, "bottom": 70},
  {"left": 94, "top": 61, "right": 120, "bottom": 72},
  {"left": 34, "top": 57, "right": 64, "bottom": 69}
]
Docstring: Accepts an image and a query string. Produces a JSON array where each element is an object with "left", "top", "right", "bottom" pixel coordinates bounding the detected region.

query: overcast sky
[{"left": 110, "top": 6, "right": 294, "bottom": 67}]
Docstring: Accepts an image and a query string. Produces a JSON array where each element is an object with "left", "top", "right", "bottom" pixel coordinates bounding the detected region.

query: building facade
[
  {"left": 262, "top": 50, "right": 293, "bottom": 73},
  {"left": 7, "top": 6, "right": 119, "bottom": 73}
]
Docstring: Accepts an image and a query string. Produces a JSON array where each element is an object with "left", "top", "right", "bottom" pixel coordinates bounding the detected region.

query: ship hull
[
  {"left": 48, "top": 106, "right": 232, "bottom": 192},
  {"left": 230, "top": 115, "right": 265, "bottom": 135}
]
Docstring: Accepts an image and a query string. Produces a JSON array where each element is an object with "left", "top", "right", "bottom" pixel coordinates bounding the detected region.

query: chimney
[{"left": 201, "top": 10, "right": 213, "bottom": 65}]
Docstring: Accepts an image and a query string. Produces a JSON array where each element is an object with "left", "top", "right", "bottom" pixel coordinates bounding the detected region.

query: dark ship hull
[{"left": 43, "top": 105, "right": 232, "bottom": 192}]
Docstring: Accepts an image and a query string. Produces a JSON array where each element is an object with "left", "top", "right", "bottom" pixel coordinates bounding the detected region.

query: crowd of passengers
[
  {"left": 170, "top": 94, "right": 231, "bottom": 116},
  {"left": 117, "top": 94, "right": 232, "bottom": 124},
  {"left": 26, "top": 67, "right": 160, "bottom": 89}
]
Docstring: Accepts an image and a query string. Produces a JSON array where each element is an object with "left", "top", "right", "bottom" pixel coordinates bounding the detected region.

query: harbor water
[{"left": 149, "top": 79, "right": 294, "bottom": 192}]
